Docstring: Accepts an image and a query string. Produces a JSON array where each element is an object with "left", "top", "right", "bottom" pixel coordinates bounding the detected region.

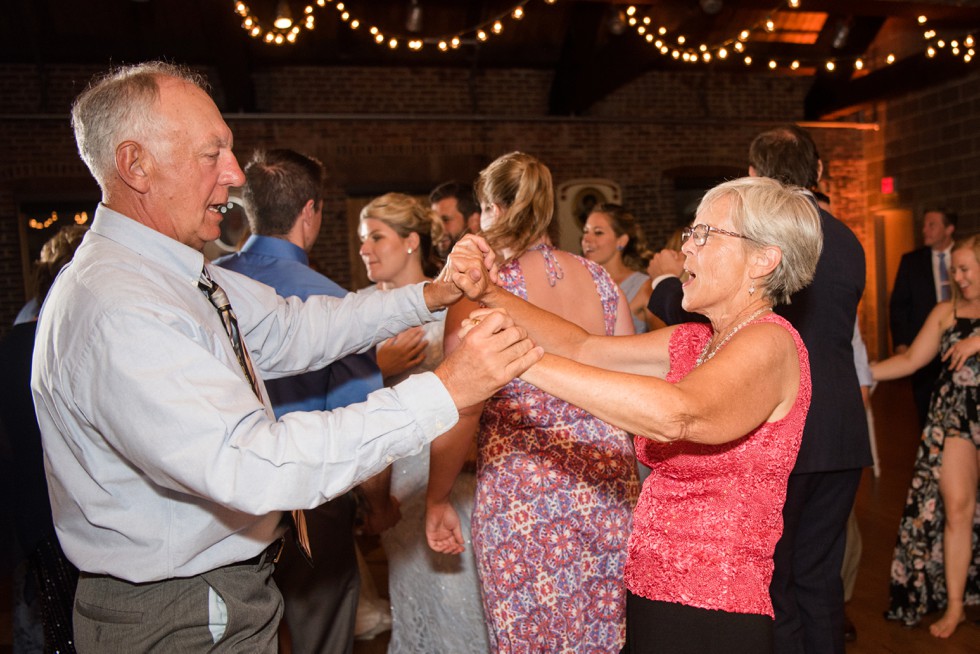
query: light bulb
[{"left": 273, "top": 0, "right": 293, "bottom": 29}]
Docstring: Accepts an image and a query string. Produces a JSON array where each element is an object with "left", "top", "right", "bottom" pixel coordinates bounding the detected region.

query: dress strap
[{"left": 527, "top": 243, "right": 564, "bottom": 287}]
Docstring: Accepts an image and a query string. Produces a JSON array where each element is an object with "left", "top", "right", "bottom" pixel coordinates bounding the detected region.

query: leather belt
[{"left": 233, "top": 537, "right": 285, "bottom": 568}]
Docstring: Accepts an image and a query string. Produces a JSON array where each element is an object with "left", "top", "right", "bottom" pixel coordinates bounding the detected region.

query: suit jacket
[
  {"left": 781, "top": 209, "right": 870, "bottom": 473},
  {"left": 647, "top": 276, "right": 706, "bottom": 326},
  {"left": 647, "top": 208, "right": 872, "bottom": 474},
  {"left": 889, "top": 246, "right": 937, "bottom": 349}
]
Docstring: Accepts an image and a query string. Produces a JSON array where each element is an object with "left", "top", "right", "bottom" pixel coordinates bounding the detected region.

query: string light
[
  {"left": 232, "top": 0, "right": 544, "bottom": 50},
  {"left": 620, "top": 1, "right": 979, "bottom": 74},
  {"left": 233, "top": 0, "right": 979, "bottom": 74}
]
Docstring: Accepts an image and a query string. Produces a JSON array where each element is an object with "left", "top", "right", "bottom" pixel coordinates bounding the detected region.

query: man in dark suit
[
  {"left": 889, "top": 209, "right": 957, "bottom": 427},
  {"left": 648, "top": 125, "right": 871, "bottom": 653}
]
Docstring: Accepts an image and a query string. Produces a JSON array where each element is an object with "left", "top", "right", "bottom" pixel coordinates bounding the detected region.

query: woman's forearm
[{"left": 427, "top": 406, "right": 481, "bottom": 505}]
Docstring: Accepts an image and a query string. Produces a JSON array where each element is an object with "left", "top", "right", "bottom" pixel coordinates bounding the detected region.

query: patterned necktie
[
  {"left": 938, "top": 252, "right": 951, "bottom": 302},
  {"left": 198, "top": 268, "right": 313, "bottom": 565}
]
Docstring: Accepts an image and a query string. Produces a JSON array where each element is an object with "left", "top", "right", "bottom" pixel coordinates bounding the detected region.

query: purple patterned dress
[{"left": 472, "top": 245, "right": 640, "bottom": 653}]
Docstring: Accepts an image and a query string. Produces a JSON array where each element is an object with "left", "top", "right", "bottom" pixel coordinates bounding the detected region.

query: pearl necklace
[{"left": 696, "top": 306, "right": 773, "bottom": 367}]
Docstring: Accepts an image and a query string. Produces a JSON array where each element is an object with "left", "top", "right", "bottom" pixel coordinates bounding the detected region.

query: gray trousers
[{"left": 73, "top": 549, "right": 283, "bottom": 653}]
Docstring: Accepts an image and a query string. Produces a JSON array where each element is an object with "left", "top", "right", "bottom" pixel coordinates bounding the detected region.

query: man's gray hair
[{"left": 71, "top": 61, "right": 208, "bottom": 192}]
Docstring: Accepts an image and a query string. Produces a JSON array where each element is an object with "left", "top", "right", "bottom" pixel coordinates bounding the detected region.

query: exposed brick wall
[
  {"left": 873, "top": 67, "right": 980, "bottom": 234},
  {"left": 0, "top": 59, "right": 965, "bottom": 358}
]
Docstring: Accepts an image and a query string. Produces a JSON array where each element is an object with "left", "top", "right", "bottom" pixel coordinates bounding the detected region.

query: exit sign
[{"left": 881, "top": 176, "right": 895, "bottom": 194}]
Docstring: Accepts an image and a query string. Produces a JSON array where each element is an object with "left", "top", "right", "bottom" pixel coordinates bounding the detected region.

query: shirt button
[{"left": 386, "top": 456, "right": 394, "bottom": 464}]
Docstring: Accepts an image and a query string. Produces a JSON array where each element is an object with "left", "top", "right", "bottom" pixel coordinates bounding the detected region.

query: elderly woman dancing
[{"left": 446, "top": 176, "right": 823, "bottom": 653}]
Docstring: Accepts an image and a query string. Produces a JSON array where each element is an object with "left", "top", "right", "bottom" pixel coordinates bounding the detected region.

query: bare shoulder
[
  {"left": 722, "top": 321, "right": 800, "bottom": 369},
  {"left": 933, "top": 300, "right": 957, "bottom": 328}
]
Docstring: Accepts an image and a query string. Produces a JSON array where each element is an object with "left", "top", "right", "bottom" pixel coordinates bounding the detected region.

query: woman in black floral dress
[{"left": 871, "top": 234, "right": 980, "bottom": 639}]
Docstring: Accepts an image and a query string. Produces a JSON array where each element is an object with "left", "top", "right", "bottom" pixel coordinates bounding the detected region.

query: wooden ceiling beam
[
  {"left": 804, "top": 49, "right": 974, "bottom": 119},
  {"left": 548, "top": 2, "right": 617, "bottom": 115}
]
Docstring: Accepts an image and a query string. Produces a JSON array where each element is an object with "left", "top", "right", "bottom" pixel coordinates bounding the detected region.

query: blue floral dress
[
  {"left": 471, "top": 245, "right": 640, "bottom": 653},
  {"left": 885, "top": 314, "right": 980, "bottom": 625}
]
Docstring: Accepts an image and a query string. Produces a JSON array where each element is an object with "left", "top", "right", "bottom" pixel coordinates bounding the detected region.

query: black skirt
[{"left": 621, "top": 592, "right": 773, "bottom": 654}]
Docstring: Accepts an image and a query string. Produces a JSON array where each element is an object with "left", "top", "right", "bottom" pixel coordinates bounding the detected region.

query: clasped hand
[
  {"left": 425, "top": 235, "right": 500, "bottom": 309},
  {"left": 434, "top": 308, "right": 543, "bottom": 410}
]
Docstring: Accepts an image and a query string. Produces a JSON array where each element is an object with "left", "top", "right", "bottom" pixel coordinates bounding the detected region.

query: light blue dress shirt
[
  {"left": 31, "top": 204, "right": 457, "bottom": 582},
  {"left": 214, "top": 235, "right": 383, "bottom": 416}
]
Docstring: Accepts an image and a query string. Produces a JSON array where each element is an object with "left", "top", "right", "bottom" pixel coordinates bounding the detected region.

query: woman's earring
[
  {"left": 616, "top": 245, "right": 624, "bottom": 252},
  {"left": 749, "top": 282, "right": 756, "bottom": 295},
  {"left": 407, "top": 247, "right": 414, "bottom": 254}
]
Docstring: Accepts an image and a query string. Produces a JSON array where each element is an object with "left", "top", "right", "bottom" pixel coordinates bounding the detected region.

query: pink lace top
[{"left": 625, "top": 313, "right": 811, "bottom": 617}]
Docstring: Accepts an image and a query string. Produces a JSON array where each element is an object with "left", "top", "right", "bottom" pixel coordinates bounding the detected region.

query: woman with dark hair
[
  {"left": 427, "top": 152, "right": 638, "bottom": 653},
  {"left": 581, "top": 203, "right": 655, "bottom": 333}
]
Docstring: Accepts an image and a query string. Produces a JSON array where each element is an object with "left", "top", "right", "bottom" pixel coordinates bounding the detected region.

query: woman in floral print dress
[
  {"left": 872, "top": 234, "right": 980, "bottom": 639},
  {"left": 426, "top": 152, "right": 639, "bottom": 653}
]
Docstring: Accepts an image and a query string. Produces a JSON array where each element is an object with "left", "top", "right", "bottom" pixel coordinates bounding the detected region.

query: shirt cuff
[
  {"left": 414, "top": 282, "right": 448, "bottom": 320},
  {"left": 391, "top": 371, "right": 459, "bottom": 443}
]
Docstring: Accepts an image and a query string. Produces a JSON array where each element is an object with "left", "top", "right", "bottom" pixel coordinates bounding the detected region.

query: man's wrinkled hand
[
  {"left": 434, "top": 309, "right": 543, "bottom": 409},
  {"left": 425, "top": 236, "right": 499, "bottom": 309}
]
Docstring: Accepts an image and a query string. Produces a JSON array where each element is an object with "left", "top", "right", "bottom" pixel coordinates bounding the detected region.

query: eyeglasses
[{"left": 682, "top": 224, "right": 760, "bottom": 247}]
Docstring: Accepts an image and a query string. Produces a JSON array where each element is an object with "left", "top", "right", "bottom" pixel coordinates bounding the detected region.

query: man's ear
[
  {"left": 300, "top": 199, "right": 317, "bottom": 224},
  {"left": 816, "top": 159, "right": 824, "bottom": 183},
  {"left": 116, "top": 141, "right": 151, "bottom": 193},
  {"left": 748, "top": 165, "right": 758, "bottom": 178}
]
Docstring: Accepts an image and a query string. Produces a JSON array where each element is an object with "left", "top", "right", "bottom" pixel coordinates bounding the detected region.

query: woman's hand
[
  {"left": 377, "top": 327, "right": 427, "bottom": 378},
  {"left": 425, "top": 500, "right": 465, "bottom": 555},
  {"left": 456, "top": 307, "right": 509, "bottom": 341},
  {"left": 942, "top": 334, "right": 980, "bottom": 371}
]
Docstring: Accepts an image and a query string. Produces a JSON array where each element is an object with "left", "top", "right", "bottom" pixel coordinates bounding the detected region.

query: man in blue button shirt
[{"left": 215, "top": 148, "right": 397, "bottom": 654}]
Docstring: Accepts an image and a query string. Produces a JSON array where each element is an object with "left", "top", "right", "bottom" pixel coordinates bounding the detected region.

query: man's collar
[{"left": 239, "top": 234, "right": 310, "bottom": 265}]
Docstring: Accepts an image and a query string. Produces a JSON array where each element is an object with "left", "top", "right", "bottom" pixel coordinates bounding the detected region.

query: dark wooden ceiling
[{"left": 3, "top": 0, "right": 980, "bottom": 119}]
